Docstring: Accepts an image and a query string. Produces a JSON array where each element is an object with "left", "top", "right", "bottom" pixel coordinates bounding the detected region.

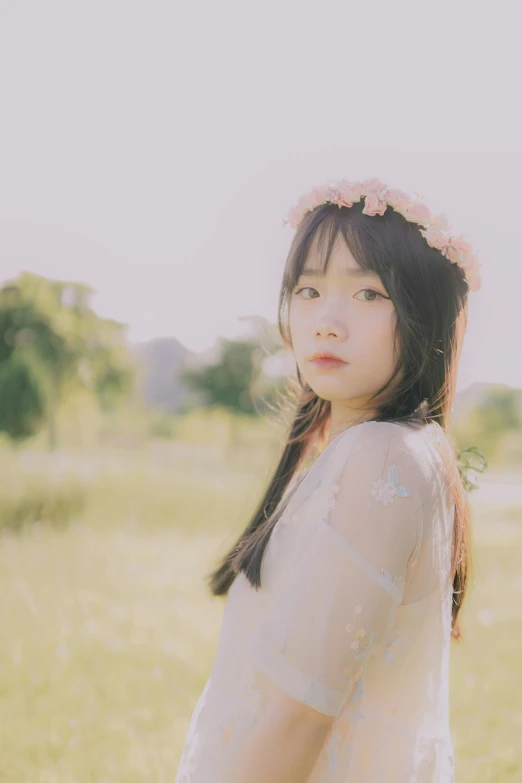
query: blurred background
[{"left": 0, "top": 1, "right": 521, "bottom": 781}]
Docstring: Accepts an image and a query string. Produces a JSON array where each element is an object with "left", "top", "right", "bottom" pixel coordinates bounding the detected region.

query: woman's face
[{"left": 288, "top": 235, "right": 399, "bottom": 409}]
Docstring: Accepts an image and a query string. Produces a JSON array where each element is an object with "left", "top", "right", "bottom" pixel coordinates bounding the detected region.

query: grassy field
[{"left": 0, "top": 425, "right": 521, "bottom": 782}]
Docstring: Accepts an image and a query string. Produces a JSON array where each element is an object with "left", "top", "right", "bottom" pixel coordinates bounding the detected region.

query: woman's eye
[
  {"left": 294, "top": 286, "right": 319, "bottom": 299},
  {"left": 354, "top": 289, "right": 385, "bottom": 302},
  {"left": 294, "top": 286, "right": 388, "bottom": 302}
]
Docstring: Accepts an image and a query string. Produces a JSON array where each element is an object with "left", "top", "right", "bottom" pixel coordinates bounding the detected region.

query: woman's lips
[{"left": 310, "top": 357, "right": 348, "bottom": 370}]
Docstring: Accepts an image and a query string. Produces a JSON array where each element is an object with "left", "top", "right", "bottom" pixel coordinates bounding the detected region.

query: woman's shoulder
[
  {"left": 327, "top": 418, "right": 452, "bottom": 489},
  {"left": 331, "top": 418, "right": 430, "bottom": 456},
  {"left": 349, "top": 417, "right": 451, "bottom": 453}
]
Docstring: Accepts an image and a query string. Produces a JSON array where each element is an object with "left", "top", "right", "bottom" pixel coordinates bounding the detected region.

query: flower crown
[{"left": 283, "top": 177, "right": 482, "bottom": 292}]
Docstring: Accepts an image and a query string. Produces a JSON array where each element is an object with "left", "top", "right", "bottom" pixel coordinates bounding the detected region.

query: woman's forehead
[
  {"left": 306, "top": 232, "right": 360, "bottom": 270},
  {"left": 302, "top": 243, "right": 377, "bottom": 278},
  {"left": 299, "top": 262, "right": 380, "bottom": 280}
]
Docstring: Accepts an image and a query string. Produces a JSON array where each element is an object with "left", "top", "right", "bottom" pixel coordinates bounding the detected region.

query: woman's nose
[{"left": 315, "top": 319, "right": 347, "bottom": 339}]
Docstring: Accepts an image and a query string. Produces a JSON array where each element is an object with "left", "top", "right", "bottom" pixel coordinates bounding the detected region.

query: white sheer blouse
[{"left": 175, "top": 419, "right": 458, "bottom": 782}]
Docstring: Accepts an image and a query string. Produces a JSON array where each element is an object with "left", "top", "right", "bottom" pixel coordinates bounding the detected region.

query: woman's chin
[
  {"left": 307, "top": 378, "right": 375, "bottom": 405},
  {"left": 308, "top": 382, "right": 358, "bottom": 402}
]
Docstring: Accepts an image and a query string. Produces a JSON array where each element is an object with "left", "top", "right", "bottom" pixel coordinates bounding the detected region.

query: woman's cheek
[
  {"left": 288, "top": 310, "right": 306, "bottom": 356},
  {"left": 372, "top": 305, "right": 396, "bottom": 339},
  {"left": 377, "top": 310, "right": 399, "bottom": 368}
]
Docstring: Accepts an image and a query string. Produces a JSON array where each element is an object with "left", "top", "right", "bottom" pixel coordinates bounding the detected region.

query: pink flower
[
  {"left": 311, "top": 184, "right": 330, "bottom": 201},
  {"left": 360, "top": 179, "right": 390, "bottom": 215},
  {"left": 391, "top": 204, "right": 410, "bottom": 220},
  {"left": 337, "top": 179, "right": 363, "bottom": 207},
  {"left": 362, "top": 193, "right": 388, "bottom": 216},
  {"left": 297, "top": 191, "right": 321, "bottom": 213},
  {"left": 287, "top": 207, "right": 304, "bottom": 229},
  {"left": 361, "top": 177, "right": 386, "bottom": 195},
  {"left": 287, "top": 186, "right": 333, "bottom": 227},
  {"left": 431, "top": 212, "right": 450, "bottom": 230},
  {"left": 469, "top": 256, "right": 482, "bottom": 273},
  {"left": 385, "top": 188, "right": 410, "bottom": 210},
  {"left": 283, "top": 177, "right": 483, "bottom": 294},
  {"left": 445, "top": 234, "right": 473, "bottom": 265},
  {"left": 452, "top": 250, "right": 476, "bottom": 270},
  {"left": 403, "top": 201, "right": 432, "bottom": 225},
  {"left": 466, "top": 268, "right": 482, "bottom": 292},
  {"left": 419, "top": 226, "right": 450, "bottom": 252}
]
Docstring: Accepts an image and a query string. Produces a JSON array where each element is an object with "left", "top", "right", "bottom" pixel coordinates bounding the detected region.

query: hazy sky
[{"left": 0, "top": 1, "right": 520, "bottom": 392}]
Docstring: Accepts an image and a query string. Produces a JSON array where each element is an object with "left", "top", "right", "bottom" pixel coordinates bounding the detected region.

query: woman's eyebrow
[{"left": 300, "top": 267, "right": 380, "bottom": 278}]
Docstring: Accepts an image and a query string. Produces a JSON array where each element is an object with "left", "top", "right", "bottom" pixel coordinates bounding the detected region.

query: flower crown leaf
[{"left": 283, "top": 177, "right": 482, "bottom": 293}]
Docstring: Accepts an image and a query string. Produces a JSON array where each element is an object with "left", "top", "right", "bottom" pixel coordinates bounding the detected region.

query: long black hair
[{"left": 208, "top": 200, "right": 472, "bottom": 640}]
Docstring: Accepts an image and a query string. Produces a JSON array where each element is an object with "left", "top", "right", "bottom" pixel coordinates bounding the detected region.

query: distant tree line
[
  {"left": 2, "top": 272, "right": 520, "bottom": 465},
  {"left": 181, "top": 329, "right": 286, "bottom": 419},
  {"left": 0, "top": 272, "right": 135, "bottom": 448}
]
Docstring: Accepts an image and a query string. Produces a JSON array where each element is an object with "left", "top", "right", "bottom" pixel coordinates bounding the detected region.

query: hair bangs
[
  {"left": 279, "top": 203, "right": 388, "bottom": 346},
  {"left": 283, "top": 203, "right": 381, "bottom": 290}
]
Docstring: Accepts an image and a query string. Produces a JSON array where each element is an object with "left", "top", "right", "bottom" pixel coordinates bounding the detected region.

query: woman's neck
[{"left": 327, "top": 400, "right": 377, "bottom": 444}]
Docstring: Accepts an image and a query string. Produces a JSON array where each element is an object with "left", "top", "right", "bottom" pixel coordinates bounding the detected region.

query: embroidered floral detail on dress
[
  {"left": 371, "top": 464, "right": 411, "bottom": 505},
  {"left": 343, "top": 604, "right": 382, "bottom": 704},
  {"left": 343, "top": 597, "right": 401, "bottom": 698},
  {"left": 344, "top": 605, "right": 365, "bottom": 642},
  {"left": 355, "top": 630, "right": 378, "bottom": 662}
]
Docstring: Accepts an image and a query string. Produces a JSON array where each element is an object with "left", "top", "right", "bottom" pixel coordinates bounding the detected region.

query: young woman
[{"left": 175, "top": 178, "right": 483, "bottom": 782}]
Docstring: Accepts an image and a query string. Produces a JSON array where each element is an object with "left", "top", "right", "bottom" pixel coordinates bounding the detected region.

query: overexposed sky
[{"left": 0, "top": 1, "right": 520, "bottom": 391}]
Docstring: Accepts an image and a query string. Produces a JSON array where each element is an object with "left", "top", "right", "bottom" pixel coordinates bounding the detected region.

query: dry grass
[{"left": 0, "top": 424, "right": 520, "bottom": 782}]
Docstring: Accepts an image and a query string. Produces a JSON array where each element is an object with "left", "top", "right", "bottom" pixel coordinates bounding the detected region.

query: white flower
[{"left": 371, "top": 465, "right": 411, "bottom": 506}]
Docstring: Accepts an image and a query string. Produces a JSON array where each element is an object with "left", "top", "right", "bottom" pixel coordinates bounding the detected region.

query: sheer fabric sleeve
[{"left": 251, "top": 426, "right": 425, "bottom": 717}]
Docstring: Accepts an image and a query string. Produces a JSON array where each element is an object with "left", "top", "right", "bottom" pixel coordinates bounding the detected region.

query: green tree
[
  {"left": 455, "top": 385, "right": 522, "bottom": 463},
  {"left": 0, "top": 349, "right": 50, "bottom": 441},
  {"left": 182, "top": 338, "right": 260, "bottom": 415},
  {"left": 0, "top": 272, "right": 136, "bottom": 447},
  {"left": 181, "top": 333, "right": 289, "bottom": 447}
]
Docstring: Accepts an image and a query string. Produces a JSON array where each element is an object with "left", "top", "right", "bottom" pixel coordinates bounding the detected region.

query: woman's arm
[
  {"left": 228, "top": 427, "right": 424, "bottom": 780},
  {"left": 228, "top": 687, "right": 334, "bottom": 783}
]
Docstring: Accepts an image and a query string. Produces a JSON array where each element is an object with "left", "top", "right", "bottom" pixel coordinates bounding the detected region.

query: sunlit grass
[
  {"left": 0, "top": 423, "right": 520, "bottom": 782},
  {"left": 450, "top": 502, "right": 522, "bottom": 782},
  {"left": 0, "top": 525, "right": 226, "bottom": 782}
]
